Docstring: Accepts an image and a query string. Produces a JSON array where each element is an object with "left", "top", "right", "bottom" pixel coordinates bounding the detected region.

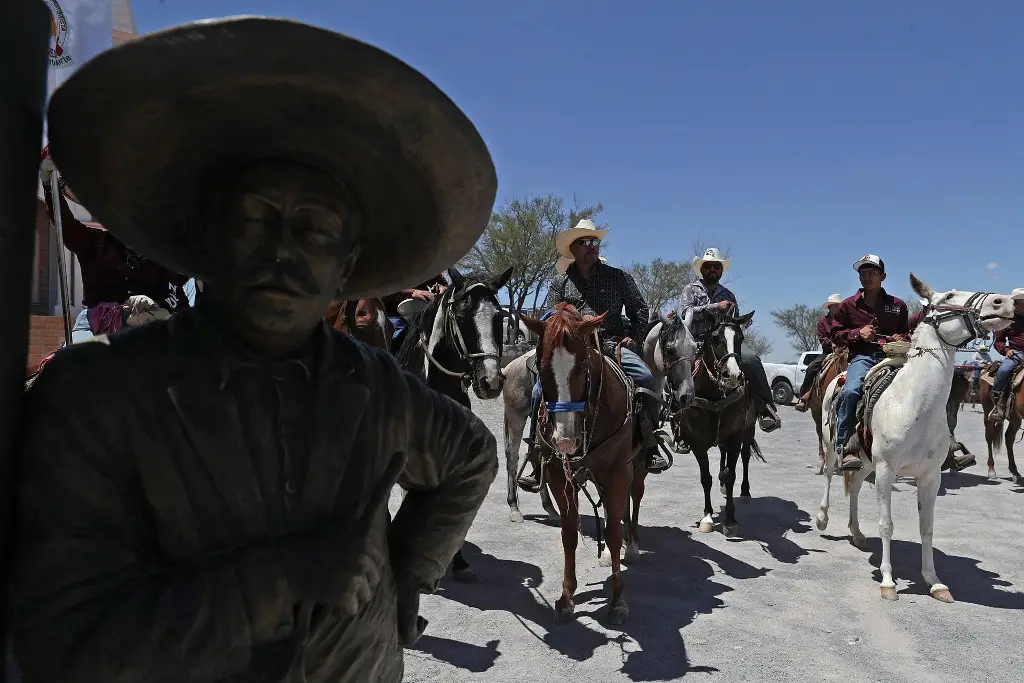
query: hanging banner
[{"left": 43, "top": 0, "right": 112, "bottom": 130}]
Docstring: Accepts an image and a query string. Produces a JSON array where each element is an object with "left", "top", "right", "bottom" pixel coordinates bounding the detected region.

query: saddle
[
  {"left": 980, "top": 359, "right": 1024, "bottom": 392},
  {"left": 816, "top": 348, "right": 849, "bottom": 392},
  {"left": 832, "top": 354, "right": 908, "bottom": 460}
]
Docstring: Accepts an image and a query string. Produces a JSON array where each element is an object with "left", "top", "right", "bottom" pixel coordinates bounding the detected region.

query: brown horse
[
  {"left": 324, "top": 298, "right": 393, "bottom": 350},
  {"left": 979, "top": 362, "right": 1023, "bottom": 483},
  {"left": 521, "top": 304, "right": 645, "bottom": 625},
  {"left": 809, "top": 348, "right": 850, "bottom": 474}
]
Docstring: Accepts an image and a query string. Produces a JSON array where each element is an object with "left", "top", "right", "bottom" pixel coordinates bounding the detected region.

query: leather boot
[
  {"left": 794, "top": 392, "right": 811, "bottom": 412},
  {"left": 988, "top": 392, "right": 1006, "bottom": 425}
]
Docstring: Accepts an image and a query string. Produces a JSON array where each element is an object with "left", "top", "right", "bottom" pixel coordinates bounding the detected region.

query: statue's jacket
[{"left": 11, "top": 308, "right": 498, "bottom": 683}]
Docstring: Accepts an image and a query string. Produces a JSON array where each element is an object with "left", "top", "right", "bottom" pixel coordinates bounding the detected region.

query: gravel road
[{"left": 400, "top": 398, "right": 1024, "bottom": 683}]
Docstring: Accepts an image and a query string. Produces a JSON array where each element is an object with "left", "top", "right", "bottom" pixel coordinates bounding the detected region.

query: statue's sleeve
[
  {"left": 11, "top": 356, "right": 297, "bottom": 683},
  {"left": 388, "top": 368, "right": 498, "bottom": 586}
]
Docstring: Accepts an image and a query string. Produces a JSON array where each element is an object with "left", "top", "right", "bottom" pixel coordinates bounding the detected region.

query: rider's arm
[
  {"left": 828, "top": 302, "right": 862, "bottom": 348},
  {"left": 816, "top": 316, "right": 832, "bottom": 349},
  {"left": 993, "top": 328, "right": 1008, "bottom": 357},
  {"left": 621, "top": 272, "right": 650, "bottom": 341},
  {"left": 679, "top": 283, "right": 716, "bottom": 315},
  {"left": 42, "top": 185, "right": 94, "bottom": 256}
]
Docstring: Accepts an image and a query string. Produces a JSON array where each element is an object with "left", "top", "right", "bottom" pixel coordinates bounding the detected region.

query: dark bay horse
[
  {"left": 324, "top": 298, "right": 393, "bottom": 350},
  {"left": 670, "top": 307, "right": 763, "bottom": 536},
  {"left": 520, "top": 303, "right": 645, "bottom": 625},
  {"left": 809, "top": 349, "right": 850, "bottom": 474},
  {"left": 395, "top": 265, "right": 513, "bottom": 582},
  {"left": 980, "top": 362, "right": 1023, "bottom": 483}
]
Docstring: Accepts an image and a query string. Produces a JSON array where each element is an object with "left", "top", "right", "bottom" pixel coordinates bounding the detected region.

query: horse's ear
[
  {"left": 447, "top": 267, "right": 465, "bottom": 288},
  {"left": 910, "top": 273, "right": 935, "bottom": 301},
  {"left": 579, "top": 311, "right": 608, "bottom": 337},
  {"left": 519, "top": 314, "right": 545, "bottom": 336},
  {"left": 736, "top": 310, "right": 755, "bottom": 327},
  {"left": 491, "top": 266, "right": 514, "bottom": 291}
]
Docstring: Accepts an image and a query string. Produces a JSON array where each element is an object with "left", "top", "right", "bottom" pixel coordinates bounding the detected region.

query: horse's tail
[
  {"left": 842, "top": 470, "right": 853, "bottom": 497},
  {"left": 990, "top": 420, "right": 1004, "bottom": 452},
  {"left": 749, "top": 437, "right": 767, "bottom": 463}
]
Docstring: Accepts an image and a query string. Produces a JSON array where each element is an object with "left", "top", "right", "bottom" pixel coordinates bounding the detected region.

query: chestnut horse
[
  {"left": 979, "top": 363, "right": 1023, "bottom": 483},
  {"left": 324, "top": 298, "right": 393, "bottom": 350},
  {"left": 521, "top": 304, "right": 646, "bottom": 625},
  {"left": 810, "top": 348, "right": 850, "bottom": 474}
]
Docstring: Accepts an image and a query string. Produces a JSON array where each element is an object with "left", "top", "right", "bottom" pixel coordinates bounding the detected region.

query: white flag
[{"left": 42, "top": 0, "right": 113, "bottom": 144}]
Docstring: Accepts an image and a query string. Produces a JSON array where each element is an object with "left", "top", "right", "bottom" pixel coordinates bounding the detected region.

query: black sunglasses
[{"left": 573, "top": 237, "right": 601, "bottom": 248}]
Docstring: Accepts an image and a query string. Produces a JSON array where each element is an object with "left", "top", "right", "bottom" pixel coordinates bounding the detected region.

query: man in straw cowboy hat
[
  {"left": 11, "top": 17, "right": 498, "bottom": 683},
  {"left": 794, "top": 293, "right": 844, "bottom": 412},
  {"left": 829, "top": 254, "right": 910, "bottom": 471},
  {"left": 988, "top": 287, "right": 1024, "bottom": 424},
  {"left": 680, "top": 247, "right": 782, "bottom": 433},
  {"left": 519, "top": 218, "right": 670, "bottom": 491}
]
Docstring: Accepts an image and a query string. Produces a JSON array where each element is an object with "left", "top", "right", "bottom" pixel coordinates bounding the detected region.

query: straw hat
[
  {"left": 45, "top": 16, "right": 497, "bottom": 300},
  {"left": 554, "top": 219, "right": 609, "bottom": 258},
  {"left": 691, "top": 247, "right": 730, "bottom": 276},
  {"left": 822, "top": 293, "right": 842, "bottom": 310}
]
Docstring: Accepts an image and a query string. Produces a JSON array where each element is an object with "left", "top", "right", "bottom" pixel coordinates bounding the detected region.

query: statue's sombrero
[{"left": 46, "top": 16, "right": 497, "bottom": 299}]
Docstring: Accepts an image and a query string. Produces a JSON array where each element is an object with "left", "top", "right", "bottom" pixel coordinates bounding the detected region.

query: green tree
[
  {"left": 770, "top": 303, "right": 822, "bottom": 352},
  {"left": 907, "top": 297, "right": 924, "bottom": 317},
  {"left": 627, "top": 258, "right": 691, "bottom": 314},
  {"left": 745, "top": 328, "right": 775, "bottom": 357}
]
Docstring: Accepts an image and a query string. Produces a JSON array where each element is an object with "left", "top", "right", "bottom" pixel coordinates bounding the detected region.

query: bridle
[
  {"left": 419, "top": 282, "right": 506, "bottom": 394},
  {"left": 699, "top": 311, "right": 746, "bottom": 390},
  {"left": 537, "top": 333, "right": 604, "bottom": 459},
  {"left": 920, "top": 291, "right": 1005, "bottom": 348},
  {"left": 659, "top": 319, "right": 697, "bottom": 395}
]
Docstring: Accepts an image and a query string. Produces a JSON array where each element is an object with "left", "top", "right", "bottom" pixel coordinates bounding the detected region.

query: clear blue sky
[{"left": 134, "top": 0, "right": 1023, "bottom": 361}]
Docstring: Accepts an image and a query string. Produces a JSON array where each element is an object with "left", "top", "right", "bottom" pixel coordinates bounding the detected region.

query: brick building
[{"left": 28, "top": 0, "right": 137, "bottom": 372}]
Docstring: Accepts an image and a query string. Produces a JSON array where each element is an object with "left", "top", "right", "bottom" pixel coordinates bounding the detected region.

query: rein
[{"left": 419, "top": 283, "right": 505, "bottom": 391}]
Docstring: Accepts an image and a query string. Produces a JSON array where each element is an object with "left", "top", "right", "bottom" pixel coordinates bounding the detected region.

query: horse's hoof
[
  {"left": 509, "top": 510, "right": 524, "bottom": 523},
  {"left": 598, "top": 548, "right": 616, "bottom": 568},
  {"left": 624, "top": 544, "right": 641, "bottom": 564},
  {"left": 850, "top": 534, "right": 866, "bottom": 548},
  {"left": 816, "top": 464, "right": 825, "bottom": 475},
  {"left": 880, "top": 586, "right": 898, "bottom": 601},
  {"left": 554, "top": 602, "right": 575, "bottom": 622},
  {"left": 698, "top": 520, "right": 715, "bottom": 533},
  {"left": 740, "top": 492, "right": 751, "bottom": 502},
  {"left": 609, "top": 603, "right": 630, "bottom": 625},
  {"left": 988, "top": 468, "right": 998, "bottom": 480},
  {"left": 815, "top": 512, "right": 829, "bottom": 531},
  {"left": 723, "top": 523, "right": 739, "bottom": 537},
  {"left": 453, "top": 567, "right": 478, "bottom": 584},
  {"left": 931, "top": 585, "right": 955, "bottom": 603},
  {"left": 1012, "top": 473, "right": 1024, "bottom": 486}
]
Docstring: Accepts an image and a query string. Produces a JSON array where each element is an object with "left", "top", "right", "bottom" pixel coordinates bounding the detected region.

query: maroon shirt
[
  {"left": 994, "top": 314, "right": 1024, "bottom": 357},
  {"left": 829, "top": 288, "right": 909, "bottom": 358},
  {"left": 50, "top": 193, "right": 189, "bottom": 311},
  {"left": 908, "top": 309, "right": 924, "bottom": 332},
  {"left": 816, "top": 313, "right": 835, "bottom": 352}
]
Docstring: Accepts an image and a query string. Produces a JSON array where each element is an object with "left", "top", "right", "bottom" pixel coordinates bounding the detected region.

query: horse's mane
[{"left": 538, "top": 303, "right": 591, "bottom": 365}]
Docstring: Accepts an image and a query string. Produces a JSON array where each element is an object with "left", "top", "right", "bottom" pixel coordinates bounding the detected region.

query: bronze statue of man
[{"left": 11, "top": 17, "right": 498, "bottom": 683}]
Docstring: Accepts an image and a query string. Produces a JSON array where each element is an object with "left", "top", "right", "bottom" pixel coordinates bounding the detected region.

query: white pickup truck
[{"left": 763, "top": 350, "right": 824, "bottom": 405}]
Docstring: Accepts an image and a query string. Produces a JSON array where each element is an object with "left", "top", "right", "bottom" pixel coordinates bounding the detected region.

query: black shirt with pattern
[{"left": 544, "top": 261, "right": 650, "bottom": 343}]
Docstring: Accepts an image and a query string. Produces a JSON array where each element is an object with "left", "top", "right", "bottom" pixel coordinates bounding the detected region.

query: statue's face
[{"left": 201, "top": 159, "right": 359, "bottom": 351}]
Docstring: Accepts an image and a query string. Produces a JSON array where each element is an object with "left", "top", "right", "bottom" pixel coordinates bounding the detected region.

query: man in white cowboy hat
[
  {"left": 680, "top": 247, "right": 782, "bottom": 432},
  {"left": 829, "top": 254, "right": 910, "bottom": 470},
  {"left": 520, "top": 218, "right": 669, "bottom": 488},
  {"left": 794, "top": 293, "right": 844, "bottom": 411},
  {"left": 12, "top": 18, "right": 499, "bottom": 683},
  {"left": 988, "top": 287, "right": 1024, "bottom": 424}
]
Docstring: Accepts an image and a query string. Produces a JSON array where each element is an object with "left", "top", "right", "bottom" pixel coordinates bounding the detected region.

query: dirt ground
[{"left": 401, "top": 400, "right": 1024, "bottom": 683}]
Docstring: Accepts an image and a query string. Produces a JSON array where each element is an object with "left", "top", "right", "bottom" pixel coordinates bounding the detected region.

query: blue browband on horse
[{"left": 546, "top": 401, "right": 587, "bottom": 413}]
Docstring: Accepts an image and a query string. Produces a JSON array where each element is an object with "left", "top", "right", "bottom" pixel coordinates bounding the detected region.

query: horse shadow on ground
[
  {"left": 936, "top": 471, "right": 1001, "bottom": 496},
  {"left": 420, "top": 529, "right": 769, "bottom": 681},
  {"left": 814, "top": 535, "right": 1024, "bottom": 609},
  {"left": 719, "top": 496, "right": 824, "bottom": 565}
]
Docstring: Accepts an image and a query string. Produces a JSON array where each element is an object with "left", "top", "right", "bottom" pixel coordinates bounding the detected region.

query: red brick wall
[{"left": 27, "top": 316, "right": 67, "bottom": 375}]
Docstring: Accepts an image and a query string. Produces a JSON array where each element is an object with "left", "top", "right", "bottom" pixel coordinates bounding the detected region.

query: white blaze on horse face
[
  {"left": 424, "top": 289, "right": 450, "bottom": 379},
  {"left": 473, "top": 298, "right": 502, "bottom": 387},
  {"left": 551, "top": 347, "right": 579, "bottom": 453},
  {"left": 721, "top": 326, "right": 743, "bottom": 388}
]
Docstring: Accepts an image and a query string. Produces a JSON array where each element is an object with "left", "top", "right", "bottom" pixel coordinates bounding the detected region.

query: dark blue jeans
[{"left": 994, "top": 353, "right": 1022, "bottom": 394}]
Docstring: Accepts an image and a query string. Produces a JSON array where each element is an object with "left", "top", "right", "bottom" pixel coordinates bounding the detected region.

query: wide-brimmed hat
[
  {"left": 853, "top": 254, "right": 885, "bottom": 272},
  {"left": 45, "top": 16, "right": 497, "bottom": 300},
  {"left": 1012, "top": 288, "right": 1024, "bottom": 301},
  {"left": 692, "top": 247, "right": 730, "bottom": 276},
  {"left": 555, "top": 254, "right": 607, "bottom": 274},
  {"left": 822, "top": 293, "right": 842, "bottom": 310},
  {"left": 555, "top": 219, "right": 609, "bottom": 258}
]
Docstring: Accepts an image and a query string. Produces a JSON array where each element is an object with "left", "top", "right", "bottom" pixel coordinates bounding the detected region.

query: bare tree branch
[{"left": 770, "top": 303, "right": 821, "bottom": 352}]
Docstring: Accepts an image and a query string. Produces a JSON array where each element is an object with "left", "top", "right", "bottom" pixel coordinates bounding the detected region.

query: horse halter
[
  {"left": 420, "top": 283, "right": 505, "bottom": 392},
  {"left": 701, "top": 315, "right": 745, "bottom": 389},
  {"left": 921, "top": 291, "right": 998, "bottom": 348},
  {"left": 539, "top": 334, "right": 603, "bottom": 457},
  {"left": 660, "top": 322, "right": 696, "bottom": 393}
]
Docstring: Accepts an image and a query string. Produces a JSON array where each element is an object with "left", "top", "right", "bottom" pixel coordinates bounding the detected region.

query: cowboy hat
[
  {"left": 555, "top": 254, "right": 607, "bottom": 274},
  {"left": 396, "top": 297, "right": 429, "bottom": 318},
  {"left": 822, "top": 293, "right": 842, "bottom": 310},
  {"left": 1012, "top": 288, "right": 1024, "bottom": 301},
  {"left": 691, "top": 247, "right": 730, "bottom": 276},
  {"left": 555, "top": 219, "right": 609, "bottom": 258},
  {"left": 853, "top": 254, "right": 885, "bottom": 272},
  {"left": 45, "top": 17, "right": 497, "bottom": 300}
]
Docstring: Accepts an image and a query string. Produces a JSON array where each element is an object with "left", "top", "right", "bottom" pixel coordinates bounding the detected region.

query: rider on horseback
[
  {"left": 831, "top": 254, "right": 910, "bottom": 471},
  {"left": 381, "top": 275, "right": 448, "bottom": 348},
  {"left": 988, "top": 288, "right": 1024, "bottom": 424},
  {"left": 679, "top": 247, "right": 781, "bottom": 433},
  {"left": 794, "top": 293, "right": 843, "bottom": 412},
  {"left": 520, "top": 219, "right": 670, "bottom": 490}
]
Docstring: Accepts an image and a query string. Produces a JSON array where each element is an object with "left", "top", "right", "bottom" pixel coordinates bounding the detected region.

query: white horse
[{"left": 816, "top": 275, "right": 1015, "bottom": 602}]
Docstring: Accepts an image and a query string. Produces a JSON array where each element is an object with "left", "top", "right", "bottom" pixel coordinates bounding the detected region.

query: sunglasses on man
[{"left": 573, "top": 237, "right": 601, "bottom": 248}]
